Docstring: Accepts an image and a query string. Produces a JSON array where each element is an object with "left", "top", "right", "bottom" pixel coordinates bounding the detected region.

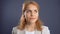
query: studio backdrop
[{"left": 0, "top": 0, "right": 60, "bottom": 34}]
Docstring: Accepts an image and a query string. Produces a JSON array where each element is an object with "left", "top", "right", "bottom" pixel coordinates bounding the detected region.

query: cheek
[
  {"left": 25, "top": 13, "right": 31, "bottom": 18},
  {"left": 35, "top": 15, "right": 38, "bottom": 19},
  {"left": 24, "top": 12, "right": 30, "bottom": 17},
  {"left": 25, "top": 12, "right": 39, "bottom": 19},
  {"left": 35, "top": 13, "right": 39, "bottom": 17}
]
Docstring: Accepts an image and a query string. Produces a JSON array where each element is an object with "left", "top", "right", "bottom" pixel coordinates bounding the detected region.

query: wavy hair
[{"left": 17, "top": 1, "right": 43, "bottom": 31}]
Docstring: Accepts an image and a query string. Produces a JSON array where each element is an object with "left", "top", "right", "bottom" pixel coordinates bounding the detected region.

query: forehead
[{"left": 26, "top": 4, "right": 38, "bottom": 10}]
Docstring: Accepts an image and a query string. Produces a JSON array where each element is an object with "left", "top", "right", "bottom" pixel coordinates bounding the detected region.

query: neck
[{"left": 25, "top": 22, "right": 36, "bottom": 32}]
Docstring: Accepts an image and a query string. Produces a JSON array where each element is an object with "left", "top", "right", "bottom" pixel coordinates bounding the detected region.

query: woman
[{"left": 12, "top": 1, "right": 50, "bottom": 34}]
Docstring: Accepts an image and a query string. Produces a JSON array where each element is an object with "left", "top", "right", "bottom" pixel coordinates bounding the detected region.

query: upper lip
[{"left": 30, "top": 18, "right": 35, "bottom": 19}]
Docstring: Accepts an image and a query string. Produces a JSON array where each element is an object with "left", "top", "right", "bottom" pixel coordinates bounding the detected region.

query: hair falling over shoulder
[{"left": 17, "top": 1, "right": 43, "bottom": 31}]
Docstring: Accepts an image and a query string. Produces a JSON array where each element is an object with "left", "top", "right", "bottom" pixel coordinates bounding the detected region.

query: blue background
[{"left": 0, "top": 0, "right": 60, "bottom": 34}]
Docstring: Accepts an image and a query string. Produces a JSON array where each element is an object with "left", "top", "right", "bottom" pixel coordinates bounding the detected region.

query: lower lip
[{"left": 30, "top": 18, "right": 35, "bottom": 19}]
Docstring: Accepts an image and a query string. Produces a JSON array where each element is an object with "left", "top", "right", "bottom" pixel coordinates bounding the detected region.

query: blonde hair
[{"left": 17, "top": 1, "right": 43, "bottom": 31}]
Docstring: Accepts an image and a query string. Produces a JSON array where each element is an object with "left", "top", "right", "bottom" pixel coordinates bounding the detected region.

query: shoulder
[
  {"left": 12, "top": 26, "right": 18, "bottom": 31},
  {"left": 12, "top": 26, "right": 18, "bottom": 32},
  {"left": 42, "top": 25, "right": 49, "bottom": 30},
  {"left": 41, "top": 25, "right": 50, "bottom": 31},
  {"left": 12, "top": 26, "right": 18, "bottom": 34},
  {"left": 12, "top": 26, "right": 25, "bottom": 34},
  {"left": 41, "top": 25, "right": 50, "bottom": 34},
  {"left": 12, "top": 26, "right": 23, "bottom": 32}
]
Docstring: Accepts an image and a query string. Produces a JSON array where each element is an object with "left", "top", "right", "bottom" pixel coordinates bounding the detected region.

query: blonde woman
[{"left": 12, "top": 1, "right": 50, "bottom": 34}]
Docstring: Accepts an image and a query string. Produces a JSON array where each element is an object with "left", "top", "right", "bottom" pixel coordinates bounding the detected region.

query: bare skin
[{"left": 24, "top": 4, "right": 39, "bottom": 32}]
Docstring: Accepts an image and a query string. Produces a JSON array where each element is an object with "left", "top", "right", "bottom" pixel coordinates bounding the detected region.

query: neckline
[{"left": 25, "top": 29, "right": 35, "bottom": 32}]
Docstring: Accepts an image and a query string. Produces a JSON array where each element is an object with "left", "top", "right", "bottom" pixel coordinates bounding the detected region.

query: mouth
[{"left": 30, "top": 18, "right": 36, "bottom": 19}]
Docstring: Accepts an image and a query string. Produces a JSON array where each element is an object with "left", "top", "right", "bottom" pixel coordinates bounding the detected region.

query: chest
[{"left": 17, "top": 30, "right": 42, "bottom": 34}]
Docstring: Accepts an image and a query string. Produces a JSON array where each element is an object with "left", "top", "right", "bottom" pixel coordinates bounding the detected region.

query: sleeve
[
  {"left": 12, "top": 27, "right": 17, "bottom": 34},
  {"left": 12, "top": 28, "right": 14, "bottom": 34},
  {"left": 42, "top": 26, "right": 50, "bottom": 34}
]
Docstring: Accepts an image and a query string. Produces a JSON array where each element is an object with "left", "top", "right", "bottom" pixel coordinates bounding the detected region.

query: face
[{"left": 24, "top": 4, "right": 39, "bottom": 24}]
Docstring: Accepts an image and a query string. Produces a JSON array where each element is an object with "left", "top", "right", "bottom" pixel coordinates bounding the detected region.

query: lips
[{"left": 30, "top": 18, "right": 36, "bottom": 19}]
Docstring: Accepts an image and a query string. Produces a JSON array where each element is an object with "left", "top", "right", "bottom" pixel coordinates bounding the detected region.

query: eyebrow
[{"left": 25, "top": 8, "right": 38, "bottom": 12}]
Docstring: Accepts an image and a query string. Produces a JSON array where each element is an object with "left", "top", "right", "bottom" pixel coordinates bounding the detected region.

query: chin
[{"left": 30, "top": 20, "right": 37, "bottom": 23}]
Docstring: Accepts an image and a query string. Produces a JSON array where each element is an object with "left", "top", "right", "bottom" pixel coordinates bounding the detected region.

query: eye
[
  {"left": 26, "top": 10, "right": 31, "bottom": 13},
  {"left": 34, "top": 10, "right": 38, "bottom": 13}
]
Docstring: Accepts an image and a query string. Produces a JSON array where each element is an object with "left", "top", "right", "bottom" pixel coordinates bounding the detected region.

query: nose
[{"left": 31, "top": 12, "right": 34, "bottom": 16}]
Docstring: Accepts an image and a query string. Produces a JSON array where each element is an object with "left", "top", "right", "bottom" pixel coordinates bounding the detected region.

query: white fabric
[
  {"left": 25, "top": 30, "right": 35, "bottom": 34},
  {"left": 12, "top": 26, "right": 50, "bottom": 34}
]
